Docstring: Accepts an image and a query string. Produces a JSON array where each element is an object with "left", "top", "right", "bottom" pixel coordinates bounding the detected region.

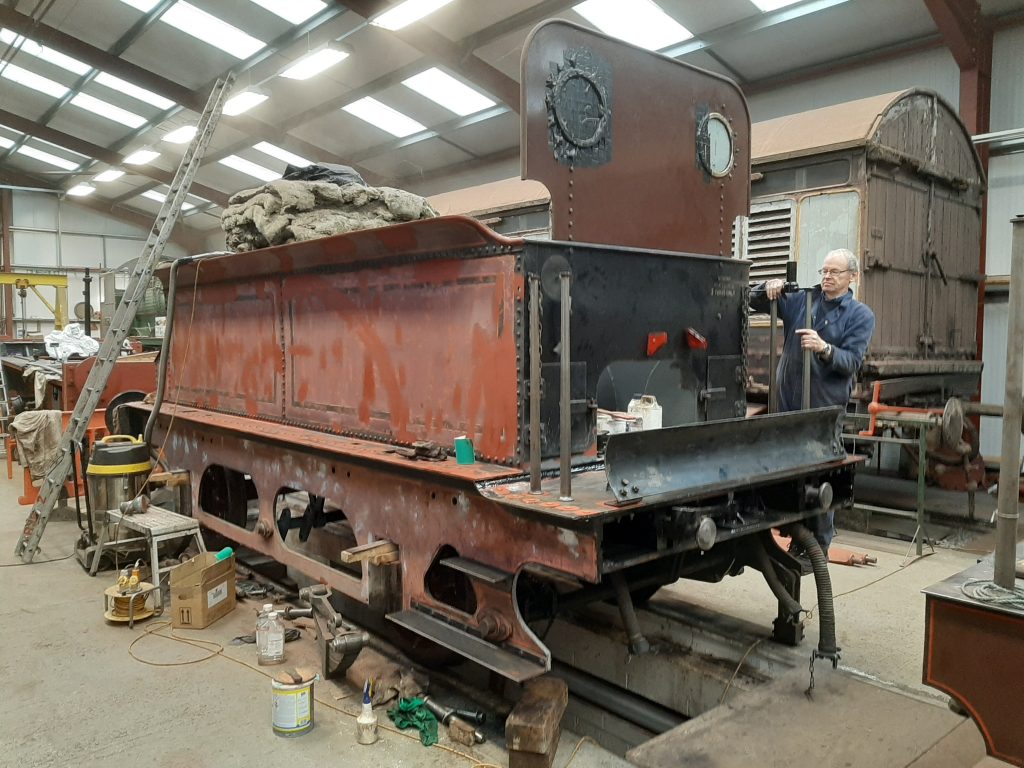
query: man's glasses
[{"left": 818, "top": 268, "right": 850, "bottom": 277}]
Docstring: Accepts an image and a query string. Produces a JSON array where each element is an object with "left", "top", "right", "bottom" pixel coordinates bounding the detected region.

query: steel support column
[{"left": 1, "top": 190, "right": 12, "bottom": 338}]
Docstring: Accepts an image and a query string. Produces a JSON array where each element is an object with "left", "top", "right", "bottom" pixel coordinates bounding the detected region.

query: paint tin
[{"left": 271, "top": 675, "right": 318, "bottom": 737}]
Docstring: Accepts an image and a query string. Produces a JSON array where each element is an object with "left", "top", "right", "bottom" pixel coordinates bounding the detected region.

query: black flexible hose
[
  {"left": 791, "top": 522, "right": 838, "bottom": 656},
  {"left": 143, "top": 253, "right": 227, "bottom": 447},
  {"left": 750, "top": 537, "right": 804, "bottom": 621}
]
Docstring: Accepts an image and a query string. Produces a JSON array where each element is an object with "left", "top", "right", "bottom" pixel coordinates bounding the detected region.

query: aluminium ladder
[{"left": 14, "top": 75, "right": 235, "bottom": 562}]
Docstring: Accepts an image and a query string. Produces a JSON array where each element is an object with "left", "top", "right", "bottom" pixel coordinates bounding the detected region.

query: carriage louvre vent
[{"left": 745, "top": 200, "right": 795, "bottom": 284}]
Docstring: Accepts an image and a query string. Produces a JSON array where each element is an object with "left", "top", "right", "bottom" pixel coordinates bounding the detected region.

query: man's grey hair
[{"left": 826, "top": 248, "right": 859, "bottom": 274}]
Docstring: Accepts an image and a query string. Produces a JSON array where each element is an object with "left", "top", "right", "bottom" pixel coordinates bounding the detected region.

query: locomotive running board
[
  {"left": 388, "top": 608, "right": 548, "bottom": 682},
  {"left": 604, "top": 407, "right": 848, "bottom": 506}
]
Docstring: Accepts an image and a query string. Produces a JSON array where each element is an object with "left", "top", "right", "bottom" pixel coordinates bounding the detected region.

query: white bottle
[
  {"left": 257, "top": 605, "right": 285, "bottom": 665},
  {"left": 356, "top": 683, "right": 378, "bottom": 745},
  {"left": 627, "top": 394, "right": 663, "bottom": 431}
]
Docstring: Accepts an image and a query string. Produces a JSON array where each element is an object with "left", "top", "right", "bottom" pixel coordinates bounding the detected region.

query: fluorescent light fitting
[
  {"left": 402, "top": 68, "right": 495, "bottom": 116},
  {"left": 94, "top": 72, "right": 175, "bottom": 109},
  {"left": 93, "top": 169, "right": 125, "bottom": 182},
  {"left": 70, "top": 93, "right": 147, "bottom": 128},
  {"left": 68, "top": 183, "right": 95, "bottom": 197},
  {"left": 573, "top": 0, "right": 692, "bottom": 50},
  {"left": 0, "top": 28, "right": 90, "bottom": 75},
  {"left": 253, "top": 142, "right": 311, "bottom": 167},
  {"left": 17, "top": 145, "right": 80, "bottom": 171},
  {"left": 0, "top": 62, "right": 68, "bottom": 98},
  {"left": 141, "top": 189, "right": 194, "bottom": 210},
  {"left": 370, "top": 0, "right": 455, "bottom": 30},
  {"left": 342, "top": 97, "right": 426, "bottom": 138},
  {"left": 247, "top": 0, "right": 326, "bottom": 24},
  {"left": 161, "top": 2, "right": 266, "bottom": 59},
  {"left": 163, "top": 125, "right": 197, "bottom": 144},
  {"left": 279, "top": 46, "right": 348, "bottom": 80},
  {"left": 224, "top": 89, "right": 268, "bottom": 116},
  {"left": 750, "top": 0, "right": 802, "bottom": 10},
  {"left": 0, "top": 136, "right": 13, "bottom": 149},
  {"left": 124, "top": 148, "right": 160, "bottom": 165},
  {"left": 117, "top": 0, "right": 159, "bottom": 10},
  {"left": 219, "top": 155, "right": 281, "bottom": 182}
]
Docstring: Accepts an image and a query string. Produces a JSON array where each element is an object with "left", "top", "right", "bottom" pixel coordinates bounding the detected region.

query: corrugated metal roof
[{"left": 752, "top": 90, "right": 911, "bottom": 164}]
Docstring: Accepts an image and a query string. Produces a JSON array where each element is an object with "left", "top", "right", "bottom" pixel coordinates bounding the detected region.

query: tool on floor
[
  {"left": 422, "top": 696, "right": 486, "bottom": 744},
  {"left": 13, "top": 74, "right": 235, "bottom": 563},
  {"left": 356, "top": 680, "right": 379, "bottom": 745},
  {"left": 297, "top": 585, "right": 369, "bottom": 680}
]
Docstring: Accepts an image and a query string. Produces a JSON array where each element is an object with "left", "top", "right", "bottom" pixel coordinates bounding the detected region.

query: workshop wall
[{"left": 8, "top": 189, "right": 187, "bottom": 336}]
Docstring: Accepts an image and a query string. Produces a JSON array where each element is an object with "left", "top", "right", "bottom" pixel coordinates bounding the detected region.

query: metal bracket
[{"left": 298, "top": 584, "right": 368, "bottom": 680}]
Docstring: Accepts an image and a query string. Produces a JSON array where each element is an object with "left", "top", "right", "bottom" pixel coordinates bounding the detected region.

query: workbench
[{"left": 923, "top": 543, "right": 1024, "bottom": 766}]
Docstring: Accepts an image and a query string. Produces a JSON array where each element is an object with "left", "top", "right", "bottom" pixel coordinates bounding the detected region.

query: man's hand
[
  {"left": 764, "top": 279, "right": 785, "bottom": 300},
  {"left": 795, "top": 328, "right": 828, "bottom": 353}
]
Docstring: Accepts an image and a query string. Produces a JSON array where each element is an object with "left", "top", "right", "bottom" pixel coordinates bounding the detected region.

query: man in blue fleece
[{"left": 751, "top": 248, "right": 875, "bottom": 553}]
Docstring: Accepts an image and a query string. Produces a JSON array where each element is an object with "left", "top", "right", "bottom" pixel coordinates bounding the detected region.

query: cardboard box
[{"left": 170, "top": 552, "right": 236, "bottom": 629}]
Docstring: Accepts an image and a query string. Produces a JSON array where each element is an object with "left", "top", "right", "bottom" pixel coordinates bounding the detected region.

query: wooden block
[
  {"left": 340, "top": 540, "right": 398, "bottom": 564},
  {"left": 368, "top": 551, "right": 400, "bottom": 566},
  {"left": 448, "top": 717, "right": 477, "bottom": 747},
  {"left": 147, "top": 471, "right": 190, "bottom": 488},
  {"left": 506, "top": 676, "right": 568, "bottom": 768}
]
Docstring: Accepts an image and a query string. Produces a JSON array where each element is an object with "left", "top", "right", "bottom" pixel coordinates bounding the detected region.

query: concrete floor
[
  {"left": 0, "top": 466, "right": 999, "bottom": 768},
  {"left": 0, "top": 471, "right": 627, "bottom": 768},
  {"left": 666, "top": 529, "right": 984, "bottom": 699}
]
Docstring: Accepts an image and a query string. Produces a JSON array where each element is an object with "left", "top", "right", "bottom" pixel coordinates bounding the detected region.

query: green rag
[{"left": 387, "top": 697, "right": 439, "bottom": 746}]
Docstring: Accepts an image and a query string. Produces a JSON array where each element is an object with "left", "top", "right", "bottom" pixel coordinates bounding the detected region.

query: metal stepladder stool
[
  {"left": 13, "top": 74, "right": 234, "bottom": 563},
  {"left": 90, "top": 504, "right": 207, "bottom": 611}
]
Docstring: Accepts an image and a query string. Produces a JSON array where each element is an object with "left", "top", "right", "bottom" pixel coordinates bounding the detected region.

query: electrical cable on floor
[
  {"left": 718, "top": 638, "right": 763, "bottom": 705},
  {"left": 0, "top": 552, "right": 74, "bottom": 567},
  {"left": 804, "top": 549, "right": 930, "bottom": 620},
  {"left": 562, "top": 736, "right": 600, "bottom": 768},
  {"left": 959, "top": 578, "right": 1024, "bottom": 610}
]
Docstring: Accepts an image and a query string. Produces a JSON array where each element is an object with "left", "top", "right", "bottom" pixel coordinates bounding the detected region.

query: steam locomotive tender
[{"left": 130, "top": 21, "right": 859, "bottom": 681}]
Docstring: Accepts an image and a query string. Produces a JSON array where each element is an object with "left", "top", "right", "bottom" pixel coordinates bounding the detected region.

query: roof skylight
[
  {"left": 342, "top": 97, "right": 426, "bottom": 138},
  {"left": 279, "top": 47, "right": 349, "bottom": 80},
  {"left": 70, "top": 93, "right": 148, "bottom": 128},
  {"left": 94, "top": 73, "right": 175, "bottom": 110},
  {"left": 68, "top": 183, "right": 96, "bottom": 197},
  {"left": 253, "top": 142, "right": 311, "bottom": 168},
  {"left": 370, "top": 0, "right": 455, "bottom": 31},
  {"left": 572, "top": 0, "right": 692, "bottom": 50},
  {"left": 124, "top": 148, "right": 160, "bottom": 165},
  {"left": 0, "top": 29, "right": 90, "bottom": 75},
  {"left": 402, "top": 68, "right": 495, "bottom": 116},
  {"left": 160, "top": 2, "right": 266, "bottom": 59},
  {"left": 219, "top": 155, "right": 281, "bottom": 182},
  {"left": 224, "top": 89, "right": 269, "bottom": 116},
  {"left": 141, "top": 189, "right": 195, "bottom": 210},
  {"left": 94, "top": 169, "right": 125, "bottom": 182},
  {"left": 750, "top": 0, "right": 803, "bottom": 10},
  {"left": 162, "top": 125, "right": 197, "bottom": 143},
  {"left": 0, "top": 28, "right": 176, "bottom": 111},
  {"left": 248, "top": 0, "right": 326, "bottom": 24},
  {"left": 17, "top": 145, "right": 80, "bottom": 171},
  {"left": 0, "top": 62, "right": 68, "bottom": 98}
]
